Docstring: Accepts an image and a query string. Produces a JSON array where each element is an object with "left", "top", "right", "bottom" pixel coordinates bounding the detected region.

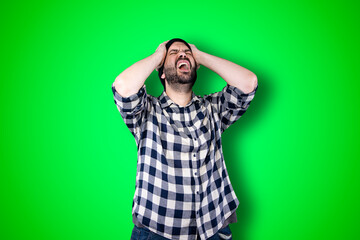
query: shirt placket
[{"left": 184, "top": 107, "right": 203, "bottom": 237}]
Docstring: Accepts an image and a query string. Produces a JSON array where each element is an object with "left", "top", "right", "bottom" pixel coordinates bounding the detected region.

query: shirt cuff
[
  {"left": 226, "top": 83, "right": 258, "bottom": 97},
  {"left": 223, "top": 83, "right": 257, "bottom": 109},
  {"left": 112, "top": 84, "right": 147, "bottom": 114}
]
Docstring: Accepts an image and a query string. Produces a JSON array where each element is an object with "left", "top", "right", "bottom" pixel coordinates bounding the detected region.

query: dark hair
[{"left": 158, "top": 38, "right": 192, "bottom": 88}]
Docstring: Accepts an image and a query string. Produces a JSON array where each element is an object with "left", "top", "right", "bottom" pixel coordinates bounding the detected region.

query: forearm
[
  {"left": 114, "top": 51, "right": 163, "bottom": 97},
  {"left": 196, "top": 51, "right": 257, "bottom": 93}
]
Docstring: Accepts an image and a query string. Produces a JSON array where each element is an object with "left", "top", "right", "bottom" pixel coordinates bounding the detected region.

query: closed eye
[{"left": 169, "top": 50, "right": 179, "bottom": 55}]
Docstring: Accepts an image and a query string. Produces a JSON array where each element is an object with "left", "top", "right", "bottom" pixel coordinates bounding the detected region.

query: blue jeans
[{"left": 130, "top": 225, "right": 232, "bottom": 240}]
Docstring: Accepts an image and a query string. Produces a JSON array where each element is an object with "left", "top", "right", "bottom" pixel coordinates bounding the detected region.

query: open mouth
[{"left": 177, "top": 59, "right": 190, "bottom": 72}]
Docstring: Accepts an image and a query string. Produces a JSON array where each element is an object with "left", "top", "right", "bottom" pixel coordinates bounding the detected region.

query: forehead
[{"left": 168, "top": 42, "right": 190, "bottom": 51}]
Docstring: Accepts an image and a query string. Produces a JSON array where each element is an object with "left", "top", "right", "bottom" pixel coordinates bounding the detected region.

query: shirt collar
[{"left": 159, "top": 90, "right": 201, "bottom": 109}]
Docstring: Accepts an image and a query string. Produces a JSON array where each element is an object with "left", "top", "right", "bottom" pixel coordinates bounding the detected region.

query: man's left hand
[{"left": 189, "top": 43, "right": 202, "bottom": 66}]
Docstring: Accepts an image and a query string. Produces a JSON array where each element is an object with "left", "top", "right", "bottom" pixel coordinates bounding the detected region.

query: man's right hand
[
  {"left": 155, "top": 41, "right": 168, "bottom": 70},
  {"left": 114, "top": 41, "right": 169, "bottom": 97}
]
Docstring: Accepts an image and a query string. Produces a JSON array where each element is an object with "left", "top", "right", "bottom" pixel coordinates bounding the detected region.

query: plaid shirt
[{"left": 112, "top": 83, "right": 256, "bottom": 240}]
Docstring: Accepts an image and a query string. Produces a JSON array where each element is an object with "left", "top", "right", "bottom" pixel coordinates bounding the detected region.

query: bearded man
[{"left": 112, "top": 38, "right": 258, "bottom": 240}]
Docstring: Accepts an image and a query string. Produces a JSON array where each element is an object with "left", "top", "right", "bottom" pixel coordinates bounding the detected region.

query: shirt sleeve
[
  {"left": 112, "top": 84, "right": 148, "bottom": 141},
  {"left": 206, "top": 84, "right": 257, "bottom": 133}
]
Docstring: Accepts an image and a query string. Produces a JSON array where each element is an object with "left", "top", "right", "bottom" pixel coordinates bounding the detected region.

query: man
[{"left": 112, "top": 38, "right": 257, "bottom": 240}]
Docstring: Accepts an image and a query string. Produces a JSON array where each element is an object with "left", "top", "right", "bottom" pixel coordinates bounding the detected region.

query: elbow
[
  {"left": 250, "top": 73, "right": 258, "bottom": 91},
  {"left": 114, "top": 75, "right": 143, "bottom": 98},
  {"left": 113, "top": 76, "right": 131, "bottom": 98},
  {"left": 242, "top": 73, "right": 258, "bottom": 94}
]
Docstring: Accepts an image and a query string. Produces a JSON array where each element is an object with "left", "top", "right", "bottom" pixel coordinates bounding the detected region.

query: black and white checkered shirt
[{"left": 112, "top": 83, "right": 256, "bottom": 240}]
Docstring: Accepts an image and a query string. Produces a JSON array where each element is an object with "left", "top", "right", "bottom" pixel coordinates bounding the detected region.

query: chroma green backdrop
[{"left": 2, "top": 0, "right": 359, "bottom": 239}]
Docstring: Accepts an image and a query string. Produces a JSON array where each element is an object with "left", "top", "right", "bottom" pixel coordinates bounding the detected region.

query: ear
[{"left": 161, "top": 73, "right": 165, "bottom": 79}]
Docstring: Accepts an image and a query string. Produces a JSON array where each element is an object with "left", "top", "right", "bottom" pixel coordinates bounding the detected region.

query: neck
[{"left": 165, "top": 83, "right": 193, "bottom": 107}]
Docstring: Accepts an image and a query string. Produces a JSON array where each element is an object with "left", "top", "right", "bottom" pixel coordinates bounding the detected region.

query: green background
[{"left": 2, "top": 0, "right": 359, "bottom": 239}]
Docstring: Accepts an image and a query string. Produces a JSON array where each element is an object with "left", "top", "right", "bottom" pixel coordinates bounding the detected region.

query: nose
[{"left": 179, "top": 50, "right": 186, "bottom": 58}]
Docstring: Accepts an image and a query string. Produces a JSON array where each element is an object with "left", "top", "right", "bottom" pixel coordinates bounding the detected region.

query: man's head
[{"left": 158, "top": 38, "right": 197, "bottom": 91}]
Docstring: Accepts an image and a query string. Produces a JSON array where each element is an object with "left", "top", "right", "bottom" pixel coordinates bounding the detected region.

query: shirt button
[
  {"left": 196, "top": 191, "right": 199, "bottom": 194},
  {"left": 194, "top": 138, "right": 197, "bottom": 141},
  {"left": 196, "top": 211, "right": 199, "bottom": 214},
  {"left": 193, "top": 154, "right": 196, "bottom": 157},
  {"left": 194, "top": 172, "right": 197, "bottom": 176}
]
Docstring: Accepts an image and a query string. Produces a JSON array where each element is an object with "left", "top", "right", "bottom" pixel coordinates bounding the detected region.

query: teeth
[{"left": 178, "top": 62, "right": 189, "bottom": 69}]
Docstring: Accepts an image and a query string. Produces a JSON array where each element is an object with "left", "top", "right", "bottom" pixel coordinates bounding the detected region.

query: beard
[{"left": 163, "top": 63, "right": 197, "bottom": 89}]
